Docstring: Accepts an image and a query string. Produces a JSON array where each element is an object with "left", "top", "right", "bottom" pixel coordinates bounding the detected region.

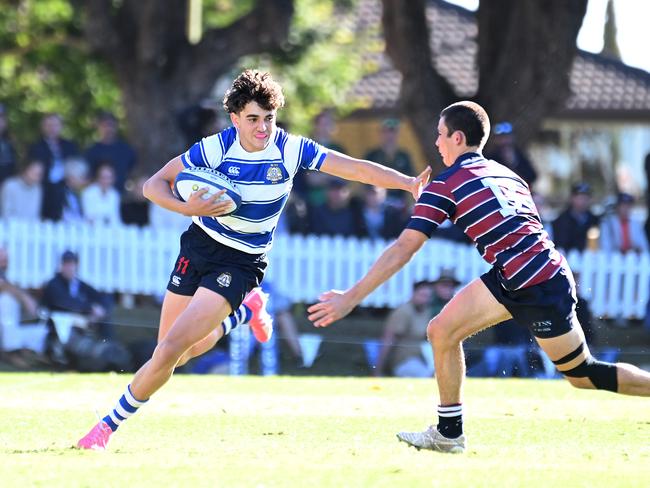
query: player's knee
[
  {"left": 559, "top": 356, "right": 618, "bottom": 392},
  {"left": 426, "top": 316, "right": 455, "bottom": 350},
  {"left": 153, "top": 339, "right": 185, "bottom": 367}
]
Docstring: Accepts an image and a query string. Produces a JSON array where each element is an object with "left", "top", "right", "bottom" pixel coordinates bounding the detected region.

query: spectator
[
  {"left": 85, "top": 112, "right": 137, "bottom": 193},
  {"left": 0, "top": 246, "right": 50, "bottom": 368},
  {"left": 364, "top": 118, "right": 415, "bottom": 204},
  {"left": 295, "top": 110, "right": 347, "bottom": 206},
  {"left": 41, "top": 250, "right": 113, "bottom": 339},
  {"left": 375, "top": 280, "right": 436, "bottom": 377},
  {"left": 552, "top": 183, "right": 600, "bottom": 252},
  {"left": 81, "top": 163, "right": 121, "bottom": 226},
  {"left": 1, "top": 159, "right": 44, "bottom": 220},
  {"left": 176, "top": 102, "right": 221, "bottom": 147},
  {"left": 599, "top": 192, "right": 649, "bottom": 254},
  {"left": 308, "top": 179, "right": 365, "bottom": 237},
  {"left": 644, "top": 152, "right": 650, "bottom": 245},
  {"left": 485, "top": 121, "right": 537, "bottom": 188},
  {"left": 28, "top": 113, "right": 79, "bottom": 220},
  {"left": 0, "top": 103, "right": 17, "bottom": 186},
  {"left": 120, "top": 174, "right": 150, "bottom": 227},
  {"left": 52, "top": 158, "right": 89, "bottom": 223},
  {"left": 481, "top": 320, "right": 534, "bottom": 378}
]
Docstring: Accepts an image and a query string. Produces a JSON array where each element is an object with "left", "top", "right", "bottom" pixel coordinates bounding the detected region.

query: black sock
[{"left": 437, "top": 403, "right": 463, "bottom": 438}]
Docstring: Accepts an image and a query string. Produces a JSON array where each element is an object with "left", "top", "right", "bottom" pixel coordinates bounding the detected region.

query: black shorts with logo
[
  {"left": 480, "top": 265, "right": 578, "bottom": 339},
  {"left": 166, "top": 223, "right": 268, "bottom": 310}
]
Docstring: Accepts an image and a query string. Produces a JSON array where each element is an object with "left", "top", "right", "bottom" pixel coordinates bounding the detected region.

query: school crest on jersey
[
  {"left": 265, "top": 164, "right": 283, "bottom": 183},
  {"left": 216, "top": 272, "right": 232, "bottom": 288}
]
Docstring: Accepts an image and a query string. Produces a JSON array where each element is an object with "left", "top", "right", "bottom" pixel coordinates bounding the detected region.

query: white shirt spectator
[
  {"left": 81, "top": 183, "right": 121, "bottom": 225},
  {"left": 0, "top": 160, "right": 44, "bottom": 220}
]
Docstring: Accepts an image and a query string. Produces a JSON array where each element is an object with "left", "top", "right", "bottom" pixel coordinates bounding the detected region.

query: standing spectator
[
  {"left": 1, "top": 159, "right": 44, "bottom": 220},
  {"left": 28, "top": 113, "right": 79, "bottom": 221},
  {"left": 644, "top": 153, "right": 650, "bottom": 245},
  {"left": 599, "top": 192, "right": 649, "bottom": 254},
  {"left": 85, "top": 112, "right": 137, "bottom": 193},
  {"left": 0, "top": 246, "right": 50, "bottom": 367},
  {"left": 54, "top": 158, "right": 89, "bottom": 223},
  {"left": 120, "top": 174, "right": 150, "bottom": 227},
  {"left": 485, "top": 121, "right": 537, "bottom": 188},
  {"left": 552, "top": 183, "right": 600, "bottom": 252},
  {"left": 295, "top": 109, "right": 347, "bottom": 206},
  {"left": 81, "top": 163, "right": 121, "bottom": 226},
  {"left": 364, "top": 118, "right": 415, "bottom": 205},
  {"left": 41, "top": 250, "right": 113, "bottom": 339},
  {"left": 308, "top": 179, "right": 365, "bottom": 237},
  {"left": 0, "top": 104, "right": 17, "bottom": 186}
]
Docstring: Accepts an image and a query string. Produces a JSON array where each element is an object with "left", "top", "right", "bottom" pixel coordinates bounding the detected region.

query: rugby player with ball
[{"left": 77, "top": 69, "right": 431, "bottom": 450}]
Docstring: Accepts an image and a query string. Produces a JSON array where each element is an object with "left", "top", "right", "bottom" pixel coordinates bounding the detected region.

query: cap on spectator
[
  {"left": 493, "top": 121, "right": 513, "bottom": 135},
  {"left": 571, "top": 182, "right": 591, "bottom": 195},
  {"left": 97, "top": 110, "right": 117, "bottom": 122},
  {"left": 61, "top": 250, "right": 79, "bottom": 263},
  {"left": 432, "top": 268, "right": 460, "bottom": 286},
  {"left": 382, "top": 118, "right": 400, "bottom": 130},
  {"left": 616, "top": 192, "right": 635, "bottom": 205}
]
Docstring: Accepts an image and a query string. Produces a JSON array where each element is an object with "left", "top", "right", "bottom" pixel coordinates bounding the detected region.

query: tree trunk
[
  {"left": 476, "top": 0, "right": 588, "bottom": 147},
  {"left": 76, "top": 0, "right": 294, "bottom": 173},
  {"left": 381, "top": 0, "right": 456, "bottom": 172}
]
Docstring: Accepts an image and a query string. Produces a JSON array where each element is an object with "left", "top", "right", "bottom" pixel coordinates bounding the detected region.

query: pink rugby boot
[
  {"left": 77, "top": 421, "right": 113, "bottom": 450},
  {"left": 242, "top": 287, "right": 273, "bottom": 343}
]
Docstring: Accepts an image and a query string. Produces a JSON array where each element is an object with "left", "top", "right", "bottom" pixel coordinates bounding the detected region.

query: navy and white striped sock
[
  {"left": 102, "top": 385, "right": 147, "bottom": 432},
  {"left": 437, "top": 403, "right": 463, "bottom": 439},
  {"left": 221, "top": 303, "right": 252, "bottom": 336}
]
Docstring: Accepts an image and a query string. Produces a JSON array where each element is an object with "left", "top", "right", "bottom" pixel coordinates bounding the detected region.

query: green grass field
[{"left": 0, "top": 373, "right": 648, "bottom": 487}]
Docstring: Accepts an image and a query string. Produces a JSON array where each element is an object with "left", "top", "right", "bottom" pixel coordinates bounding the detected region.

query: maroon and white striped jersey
[{"left": 407, "top": 152, "right": 564, "bottom": 290}]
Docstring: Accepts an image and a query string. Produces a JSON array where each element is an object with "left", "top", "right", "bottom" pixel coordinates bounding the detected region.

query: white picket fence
[{"left": 1, "top": 219, "right": 649, "bottom": 319}]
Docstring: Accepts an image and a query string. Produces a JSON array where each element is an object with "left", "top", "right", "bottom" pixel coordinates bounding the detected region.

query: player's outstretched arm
[
  {"left": 307, "top": 229, "right": 428, "bottom": 327},
  {"left": 320, "top": 151, "right": 431, "bottom": 200},
  {"left": 143, "top": 156, "right": 232, "bottom": 217}
]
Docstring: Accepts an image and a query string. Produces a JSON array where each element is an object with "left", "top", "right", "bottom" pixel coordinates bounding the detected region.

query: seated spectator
[
  {"left": 275, "top": 192, "right": 310, "bottom": 236},
  {"left": 29, "top": 113, "right": 79, "bottom": 220},
  {"left": 81, "top": 163, "right": 121, "bottom": 226},
  {"left": 120, "top": 174, "right": 150, "bottom": 227},
  {"left": 1, "top": 159, "right": 44, "bottom": 220},
  {"left": 0, "top": 246, "right": 50, "bottom": 368},
  {"left": 308, "top": 179, "right": 365, "bottom": 237},
  {"left": 364, "top": 118, "right": 415, "bottom": 205},
  {"left": 482, "top": 320, "right": 534, "bottom": 378},
  {"left": 0, "top": 103, "right": 17, "bottom": 187},
  {"left": 374, "top": 280, "right": 435, "bottom": 378},
  {"left": 85, "top": 111, "right": 137, "bottom": 193},
  {"left": 599, "top": 192, "right": 648, "bottom": 254},
  {"left": 552, "top": 183, "right": 599, "bottom": 252},
  {"left": 485, "top": 121, "right": 537, "bottom": 188},
  {"left": 41, "top": 250, "right": 113, "bottom": 339}
]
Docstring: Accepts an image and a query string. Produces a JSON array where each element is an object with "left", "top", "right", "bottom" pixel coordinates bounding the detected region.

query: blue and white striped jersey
[{"left": 181, "top": 127, "right": 328, "bottom": 254}]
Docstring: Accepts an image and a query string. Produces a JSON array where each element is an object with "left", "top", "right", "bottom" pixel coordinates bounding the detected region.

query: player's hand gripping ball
[{"left": 174, "top": 167, "right": 242, "bottom": 216}]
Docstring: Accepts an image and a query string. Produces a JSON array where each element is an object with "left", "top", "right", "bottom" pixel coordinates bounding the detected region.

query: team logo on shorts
[
  {"left": 217, "top": 272, "right": 232, "bottom": 288},
  {"left": 265, "top": 165, "right": 283, "bottom": 183},
  {"left": 171, "top": 275, "right": 181, "bottom": 286}
]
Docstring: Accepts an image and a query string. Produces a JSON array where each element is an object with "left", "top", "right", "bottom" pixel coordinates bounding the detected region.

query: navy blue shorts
[
  {"left": 480, "top": 266, "right": 577, "bottom": 339},
  {"left": 166, "top": 223, "right": 268, "bottom": 310}
]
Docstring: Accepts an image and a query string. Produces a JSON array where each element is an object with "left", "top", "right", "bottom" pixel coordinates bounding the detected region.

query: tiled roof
[{"left": 350, "top": 0, "right": 650, "bottom": 117}]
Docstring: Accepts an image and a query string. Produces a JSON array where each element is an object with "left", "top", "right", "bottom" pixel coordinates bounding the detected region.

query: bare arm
[
  {"left": 320, "top": 151, "right": 431, "bottom": 200},
  {"left": 307, "top": 229, "right": 428, "bottom": 327},
  {"left": 142, "top": 156, "right": 233, "bottom": 217}
]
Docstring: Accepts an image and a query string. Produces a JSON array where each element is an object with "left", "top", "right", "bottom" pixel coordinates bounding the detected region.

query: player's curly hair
[
  {"left": 223, "top": 70, "right": 285, "bottom": 114},
  {"left": 440, "top": 101, "right": 490, "bottom": 149}
]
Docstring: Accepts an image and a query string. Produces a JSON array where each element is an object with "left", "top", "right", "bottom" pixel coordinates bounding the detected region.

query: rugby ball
[{"left": 174, "top": 167, "right": 242, "bottom": 216}]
